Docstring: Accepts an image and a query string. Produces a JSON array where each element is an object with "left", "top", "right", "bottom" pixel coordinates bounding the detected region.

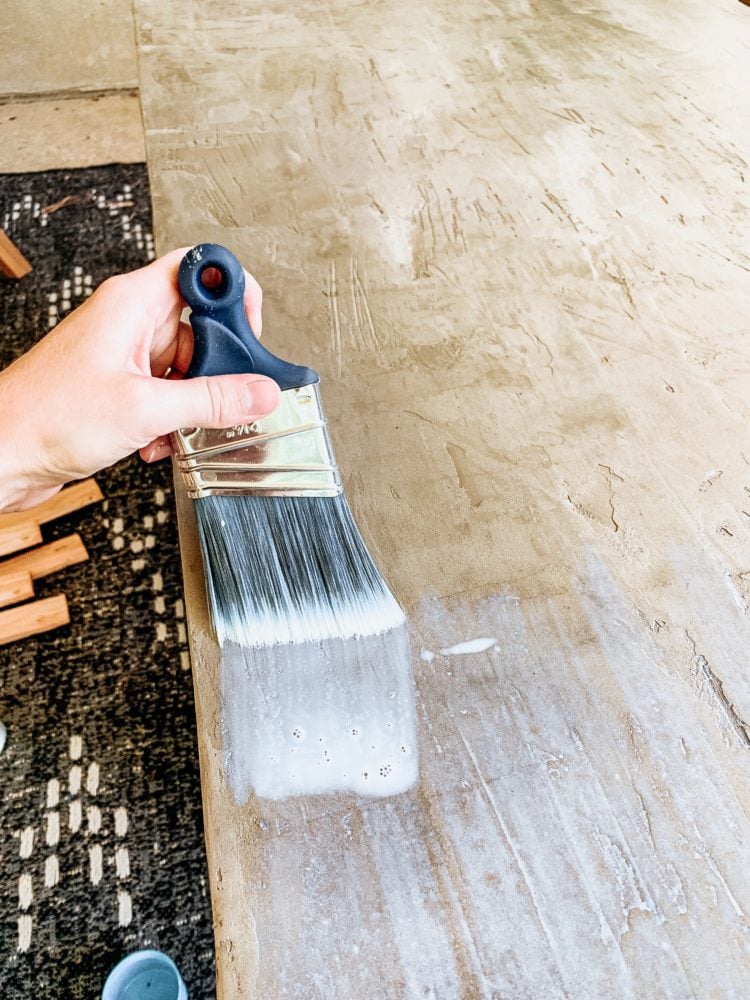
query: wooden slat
[
  {"left": 0, "top": 594, "right": 69, "bottom": 645},
  {"left": 0, "top": 478, "right": 104, "bottom": 532},
  {"left": 0, "top": 521, "right": 43, "bottom": 558},
  {"left": 0, "top": 480, "right": 102, "bottom": 557},
  {"left": 0, "top": 534, "right": 88, "bottom": 581},
  {"left": 0, "top": 570, "right": 34, "bottom": 609},
  {"left": 0, "top": 229, "right": 32, "bottom": 279},
  {"left": 22, "top": 478, "right": 103, "bottom": 526}
]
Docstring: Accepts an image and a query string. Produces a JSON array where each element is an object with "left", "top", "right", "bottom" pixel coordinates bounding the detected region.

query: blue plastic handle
[{"left": 178, "top": 244, "right": 319, "bottom": 390}]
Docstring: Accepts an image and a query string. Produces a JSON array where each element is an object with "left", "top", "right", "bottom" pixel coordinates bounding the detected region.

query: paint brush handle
[{"left": 178, "top": 244, "right": 319, "bottom": 390}]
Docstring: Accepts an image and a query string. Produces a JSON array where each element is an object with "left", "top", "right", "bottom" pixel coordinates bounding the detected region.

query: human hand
[{"left": 0, "top": 247, "right": 280, "bottom": 512}]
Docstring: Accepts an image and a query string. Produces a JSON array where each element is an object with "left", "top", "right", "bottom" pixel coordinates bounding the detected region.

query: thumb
[{"left": 146, "top": 373, "right": 280, "bottom": 435}]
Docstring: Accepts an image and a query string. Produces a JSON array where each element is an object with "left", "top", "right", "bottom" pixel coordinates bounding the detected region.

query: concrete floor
[{"left": 0, "top": 1, "right": 144, "bottom": 172}]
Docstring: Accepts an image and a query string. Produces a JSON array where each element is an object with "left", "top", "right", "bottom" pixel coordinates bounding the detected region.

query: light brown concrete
[
  {"left": 0, "top": 0, "right": 138, "bottom": 98},
  {"left": 0, "top": 0, "right": 143, "bottom": 174},
  {"left": 0, "top": 94, "right": 145, "bottom": 173},
  {"left": 135, "top": 1, "right": 750, "bottom": 996}
]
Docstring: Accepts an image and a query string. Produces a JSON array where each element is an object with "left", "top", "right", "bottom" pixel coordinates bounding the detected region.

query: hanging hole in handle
[{"left": 199, "top": 265, "right": 226, "bottom": 298}]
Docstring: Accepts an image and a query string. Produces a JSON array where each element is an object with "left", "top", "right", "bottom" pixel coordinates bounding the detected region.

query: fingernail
[
  {"left": 243, "top": 378, "right": 279, "bottom": 414},
  {"left": 146, "top": 437, "right": 171, "bottom": 462}
]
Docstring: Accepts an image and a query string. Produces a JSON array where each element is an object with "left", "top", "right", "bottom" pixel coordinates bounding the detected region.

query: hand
[{"left": 0, "top": 247, "right": 280, "bottom": 512}]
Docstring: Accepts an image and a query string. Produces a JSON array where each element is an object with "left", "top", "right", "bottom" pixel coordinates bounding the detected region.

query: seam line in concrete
[{"left": 0, "top": 86, "right": 139, "bottom": 108}]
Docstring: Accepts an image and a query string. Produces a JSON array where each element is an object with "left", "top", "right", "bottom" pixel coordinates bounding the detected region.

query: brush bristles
[{"left": 195, "top": 494, "right": 405, "bottom": 647}]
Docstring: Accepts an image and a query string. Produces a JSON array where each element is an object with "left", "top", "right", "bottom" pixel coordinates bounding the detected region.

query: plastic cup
[{"left": 102, "top": 949, "right": 188, "bottom": 1000}]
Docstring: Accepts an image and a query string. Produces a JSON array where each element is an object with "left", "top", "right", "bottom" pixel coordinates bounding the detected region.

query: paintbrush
[{"left": 171, "top": 244, "right": 405, "bottom": 648}]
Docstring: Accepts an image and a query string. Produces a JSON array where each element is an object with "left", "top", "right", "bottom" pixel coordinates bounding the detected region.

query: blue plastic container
[{"left": 102, "top": 949, "right": 188, "bottom": 1000}]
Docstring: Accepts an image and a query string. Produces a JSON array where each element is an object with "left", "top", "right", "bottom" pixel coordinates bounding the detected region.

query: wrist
[
  {"left": 0, "top": 406, "right": 57, "bottom": 514},
  {"left": 0, "top": 450, "right": 44, "bottom": 513},
  {"left": 0, "top": 459, "right": 60, "bottom": 513}
]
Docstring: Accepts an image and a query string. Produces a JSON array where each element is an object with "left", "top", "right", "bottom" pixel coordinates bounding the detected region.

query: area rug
[{"left": 0, "top": 165, "right": 215, "bottom": 999}]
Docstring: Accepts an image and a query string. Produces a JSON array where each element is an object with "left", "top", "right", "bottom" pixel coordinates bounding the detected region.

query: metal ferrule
[{"left": 171, "top": 384, "right": 343, "bottom": 499}]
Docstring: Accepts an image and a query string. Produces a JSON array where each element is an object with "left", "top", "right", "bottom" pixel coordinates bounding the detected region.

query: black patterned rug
[{"left": 0, "top": 166, "right": 215, "bottom": 999}]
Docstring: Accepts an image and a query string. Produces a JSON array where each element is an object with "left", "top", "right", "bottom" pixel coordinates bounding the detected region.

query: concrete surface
[
  {"left": 0, "top": 95, "right": 145, "bottom": 173},
  {"left": 0, "top": 0, "right": 138, "bottom": 98},
  {"left": 133, "top": 0, "right": 750, "bottom": 996},
  {"left": 0, "top": 0, "right": 143, "bottom": 173}
]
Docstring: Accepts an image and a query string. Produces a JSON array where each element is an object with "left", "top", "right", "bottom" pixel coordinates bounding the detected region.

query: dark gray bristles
[{"left": 195, "top": 494, "right": 406, "bottom": 647}]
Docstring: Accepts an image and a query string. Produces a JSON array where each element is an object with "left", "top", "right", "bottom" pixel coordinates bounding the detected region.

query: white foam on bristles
[
  {"left": 217, "top": 592, "right": 406, "bottom": 648},
  {"left": 220, "top": 623, "right": 418, "bottom": 802}
]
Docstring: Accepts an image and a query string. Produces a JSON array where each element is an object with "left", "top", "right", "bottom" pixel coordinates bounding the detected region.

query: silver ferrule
[{"left": 171, "top": 384, "right": 343, "bottom": 499}]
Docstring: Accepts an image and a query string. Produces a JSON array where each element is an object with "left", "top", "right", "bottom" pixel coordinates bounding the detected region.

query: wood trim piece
[
  {"left": 0, "top": 570, "right": 34, "bottom": 609},
  {"left": 28, "top": 479, "right": 103, "bottom": 525},
  {"left": 28, "top": 478, "right": 103, "bottom": 525},
  {"left": 0, "top": 229, "right": 32, "bottom": 279},
  {"left": 0, "top": 478, "right": 104, "bottom": 530},
  {"left": 0, "top": 479, "right": 103, "bottom": 556},
  {"left": 0, "top": 521, "right": 43, "bottom": 558},
  {"left": 0, "top": 594, "right": 69, "bottom": 645},
  {"left": 0, "top": 534, "right": 88, "bottom": 581}
]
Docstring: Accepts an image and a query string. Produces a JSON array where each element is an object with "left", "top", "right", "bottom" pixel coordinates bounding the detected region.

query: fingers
[
  {"left": 139, "top": 246, "right": 263, "bottom": 332},
  {"left": 130, "top": 248, "right": 263, "bottom": 374},
  {"left": 118, "top": 246, "right": 194, "bottom": 329},
  {"left": 142, "top": 372, "right": 280, "bottom": 438},
  {"left": 139, "top": 435, "right": 174, "bottom": 463},
  {"left": 148, "top": 320, "right": 195, "bottom": 378},
  {"left": 244, "top": 271, "right": 263, "bottom": 336}
]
